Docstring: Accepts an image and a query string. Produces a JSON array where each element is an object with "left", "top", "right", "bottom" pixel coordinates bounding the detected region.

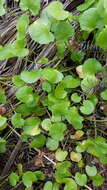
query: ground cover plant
[{"left": 0, "top": 0, "right": 107, "bottom": 189}]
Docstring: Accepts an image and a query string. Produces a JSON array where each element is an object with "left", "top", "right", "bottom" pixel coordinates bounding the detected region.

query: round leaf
[
  {"left": 92, "top": 174, "right": 104, "bottom": 187},
  {"left": 71, "top": 93, "right": 81, "bottom": 103},
  {"left": 55, "top": 148, "right": 68, "bottom": 161},
  {"left": 70, "top": 152, "right": 82, "bottom": 162},
  {"left": 23, "top": 117, "right": 41, "bottom": 136},
  {"left": 79, "top": 8, "right": 101, "bottom": 32},
  {"left": 11, "top": 113, "right": 24, "bottom": 128},
  {"left": 12, "top": 75, "right": 25, "bottom": 87},
  {"left": 45, "top": 1, "right": 69, "bottom": 20},
  {"left": 101, "top": 90, "right": 107, "bottom": 100},
  {"left": 75, "top": 172, "right": 87, "bottom": 186},
  {"left": 21, "top": 70, "right": 41, "bottom": 83},
  {"left": 54, "top": 21, "right": 75, "bottom": 42},
  {"left": 20, "top": 0, "right": 40, "bottom": 16},
  {"left": 80, "top": 100, "right": 95, "bottom": 115},
  {"left": 64, "top": 178, "right": 77, "bottom": 190},
  {"left": 49, "top": 122, "right": 66, "bottom": 141},
  {"left": 42, "top": 81, "right": 52, "bottom": 92},
  {"left": 83, "top": 58, "right": 102, "bottom": 75},
  {"left": 85, "top": 165, "right": 97, "bottom": 176},
  {"left": 46, "top": 137, "right": 59, "bottom": 151},
  {"left": 30, "top": 134, "right": 46, "bottom": 148},
  {"left": 42, "top": 68, "right": 63, "bottom": 84},
  {"left": 28, "top": 19, "right": 54, "bottom": 44},
  {"left": 43, "top": 181, "right": 53, "bottom": 190},
  {"left": 22, "top": 172, "right": 37, "bottom": 187},
  {"left": 41, "top": 119, "right": 52, "bottom": 131},
  {"left": 8, "top": 173, "right": 19, "bottom": 187},
  {"left": 16, "top": 86, "right": 33, "bottom": 104}
]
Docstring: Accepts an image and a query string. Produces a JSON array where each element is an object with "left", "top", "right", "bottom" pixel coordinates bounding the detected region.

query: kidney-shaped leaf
[
  {"left": 46, "top": 1, "right": 69, "bottom": 20},
  {"left": 80, "top": 100, "right": 95, "bottom": 115},
  {"left": 85, "top": 165, "right": 97, "bottom": 177},
  {"left": 23, "top": 117, "right": 41, "bottom": 136},
  {"left": 42, "top": 68, "right": 63, "bottom": 84},
  {"left": 20, "top": 0, "right": 40, "bottom": 16},
  {"left": 83, "top": 58, "right": 102, "bottom": 75},
  {"left": 79, "top": 8, "right": 101, "bottom": 32},
  {"left": 21, "top": 70, "right": 41, "bottom": 83},
  {"left": 75, "top": 172, "right": 87, "bottom": 186},
  {"left": 22, "top": 171, "right": 37, "bottom": 187},
  {"left": 28, "top": 19, "right": 54, "bottom": 44}
]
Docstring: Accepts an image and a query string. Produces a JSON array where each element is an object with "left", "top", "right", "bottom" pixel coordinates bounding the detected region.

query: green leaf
[
  {"left": 71, "top": 93, "right": 81, "bottom": 103},
  {"left": 16, "top": 14, "right": 29, "bottom": 40},
  {"left": 55, "top": 83, "right": 67, "bottom": 99},
  {"left": 71, "top": 51, "right": 85, "bottom": 63},
  {"left": 83, "top": 58, "right": 102, "bottom": 75},
  {"left": 96, "top": 28, "right": 107, "bottom": 50},
  {"left": 66, "top": 107, "right": 84, "bottom": 129},
  {"left": 45, "top": 1, "right": 69, "bottom": 20},
  {"left": 85, "top": 165, "right": 97, "bottom": 177},
  {"left": 16, "top": 86, "right": 33, "bottom": 104},
  {"left": 79, "top": 8, "right": 102, "bottom": 32},
  {"left": 22, "top": 172, "right": 37, "bottom": 187},
  {"left": 56, "top": 41, "right": 66, "bottom": 58},
  {"left": 54, "top": 21, "right": 75, "bottom": 42},
  {"left": 0, "top": 90, "right": 7, "bottom": 103},
  {"left": 81, "top": 75, "right": 98, "bottom": 94},
  {"left": 43, "top": 181, "right": 53, "bottom": 190},
  {"left": 55, "top": 161, "right": 71, "bottom": 183},
  {"left": 0, "top": 0, "right": 6, "bottom": 16},
  {"left": 75, "top": 172, "right": 87, "bottom": 186},
  {"left": 92, "top": 174, "right": 104, "bottom": 187},
  {"left": 0, "top": 116, "right": 7, "bottom": 131},
  {"left": 23, "top": 117, "right": 41, "bottom": 136},
  {"left": 49, "top": 122, "right": 66, "bottom": 141},
  {"left": 34, "top": 171, "right": 45, "bottom": 180},
  {"left": 12, "top": 75, "right": 25, "bottom": 87},
  {"left": 37, "top": 57, "right": 49, "bottom": 64},
  {"left": 0, "top": 137, "right": 6, "bottom": 153},
  {"left": 30, "top": 134, "right": 46, "bottom": 148},
  {"left": 11, "top": 39, "right": 29, "bottom": 58},
  {"left": 42, "top": 81, "right": 52, "bottom": 92},
  {"left": 42, "top": 68, "right": 63, "bottom": 84},
  {"left": 21, "top": 70, "right": 41, "bottom": 83},
  {"left": 63, "top": 75, "right": 80, "bottom": 89},
  {"left": 64, "top": 178, "right": 77, "bottom": 190},
  {"left": 70, "top": 152, "right": 82, "bottom": 162},
  {"left": 53, "top": 183, "right": 60, "bottom": 190},
  {"left": 46, "top": 137, "right": 59, "bottom": 151},
  {"left": 77, "top": 0, "right": 95, "bottom": 12},
  {"left": 20, "top": 0, "right": 40, "bottom": 16},
  {"left": 8, "top": 173, "right": 19, "bottom": 187},
  {"left": 101, "top": 89, "right": 107, "bottom": 100},
  {"left": 41, "top": 119, "right": 52, "bottom": 131},
  {"left": 16, "top": 104, "right": 32, "bottom": 117},
  {"left": 80, "top": 100, "right": 95, "bottom": 115},
  {"left": 28, "top": 19, "right": 54, "bottom": 44},
  {"left": 11, "top": 113, "right": 25, "bottom": 128},
  {"left": 88, "top": 95, "right": 98, "bottom": 106},
  {"left": 0, "top": 44, "right": 13, "bottom": 60},
  {"left": 55, "top": 148, "right": 68, "bottom": 161}
]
